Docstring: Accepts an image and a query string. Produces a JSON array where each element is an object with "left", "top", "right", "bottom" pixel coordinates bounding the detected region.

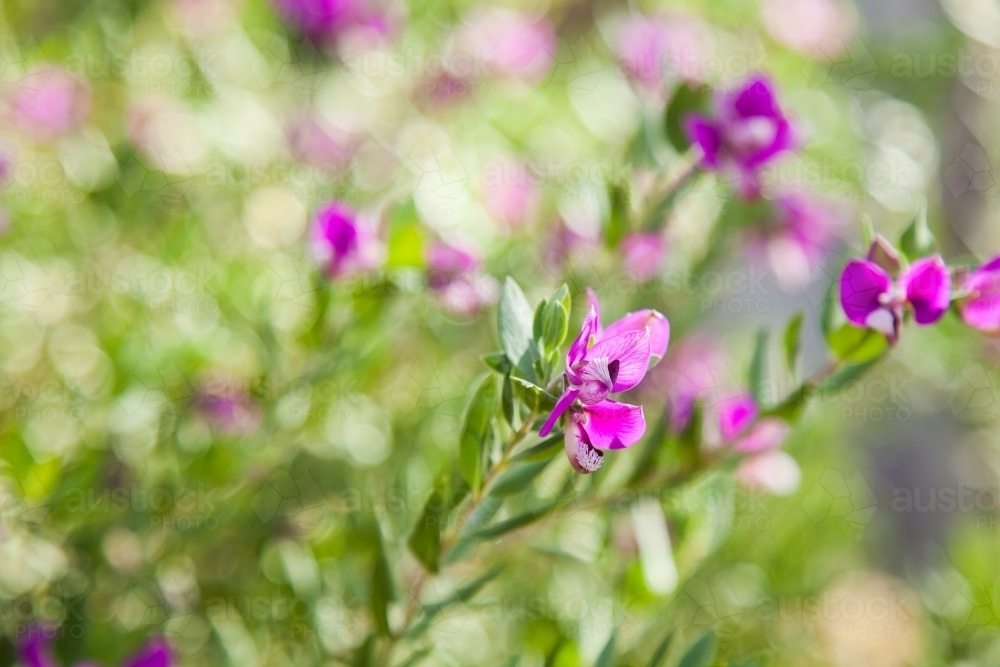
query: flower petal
[
  {"left": 122, "top": 639, "right": 172, "bottom": 667},
  {"left": 839, "top": 259, "right": 892, "bottom": 327},
  {"left": 585, "top": 329, "right": 651, "bottom": 392},
  {"left": 581, "top": 400, "right": 645, "bottom": 450},
  {"left": 732, "top": 75, "right": 779, "bottom": 118},
  {"left": 538, "top": 388, "right": 580, "bottom": 437},
  {"left": 586, "top": 287, "right": 603, "bottom": 336},
  {"left": 961, "top": 266, "right": 1000, "bottom": 332},
  {"left": 18, "top": 631, "right": 58, "bottom": 667},
  {"left": 683, "top": 114, "right": 722, "bottom": 169},
  {"left": 736, "top": 451, "right": 801, "bottom": 496},
  {"left": 564, "top": 419, "right": 604, "bottom": 474},
  {"left": 734, "top": 417, "right": 789, "bottom": 453},
  {"left": 602, "top": 309, "right": 670, "bottom": 363},
  {"left": 716, "top": 392, "right": 758, "bottom": 443},
  {"left": 901, "top": 255, "right": 950, "bottom": 325},
  {"left": 566, "top": 305, "right": 599, "bottom": 367}
]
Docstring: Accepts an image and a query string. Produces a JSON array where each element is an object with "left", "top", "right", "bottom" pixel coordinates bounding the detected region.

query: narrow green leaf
[
  {"left": 370, "top": 526, "right": 394, "bottom": 636},
  {"left": 489, "top": 460, "right": 552, "bottom": 497},
  {"left": 677, "top": 631, "right": 716, "bottom": 667},
  {"left": 406, "top": 566, "right": 504, "bottom": 638},
  {"left": 748, "top": 328, "right": 769, "bottom": 404},
  {"left": 594, "top": 632, "right": 615, "bottom": 667},
  {"left": 482, "top": 351, "right": 511, "bottom": 374},
  {"left": 783, "top": 311, "right": 804, "bottom": 377},
  {"left": 664, "top": 82, "right": 711, "bottom": 152},
  {"left": 860, "top": 213, "right": 875, "bottom": 249},
  {"left": 533, "top": 297, "right": 549, "bottom": 342},
  {"left": 820, "top": 355, "right": 886, "bottom": 392},
  {"left": 761, "top": 384, "right": 813, "bottom": 423},
  {"left": 899, "top": 200, "right": 935, "bottom": 260},
  {"left": 502, "top": 374, "right": 517, "bottom": 429},
  {"left": 395, "top": 647, "right": 433, "bottom": 667},
  {"left": 510, "top": 377, "right": 558, "bottom": 413},
  {"left": 352, "top": 635, "right": 375, "bottom": 667},
  {"left": 512, "top": 433, "right": 565, "bottom": 463},
  {"left": 606, "top": 182, "right": 630, "bottom": 249},
  {"left": 541, "top": 299, "right": 569, "bottom": 354},
  {"left": 460, "top": 375, "right": 499, "bottom": 494},
  {"left": 498, "top": 277, "right": 539, "bottom": 380},
  {"left": 646, "top": 631, "right": 674, "bottom": 667},
  {"left": 407, "top": 478, "right": 450, "bottom": 573},
  {"left": 467, "top": 498, "right": 560, "bottom": 540}
]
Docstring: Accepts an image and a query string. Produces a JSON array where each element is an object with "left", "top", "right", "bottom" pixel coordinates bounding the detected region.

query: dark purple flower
[
  {"left": 840, "top": 245, "right": 950, "bottom": 343},
  {"left": 684, "top": 75, "right": 797, "bottom": 198},
  {"left": 18, "top": 629, "right": 58, "bottom": 667},
  {"left": 958, "top": 255, "right": 1000, "bottom": 333},
  {"left": 309, "top": 201, "right": 383, "bottom": 278}
]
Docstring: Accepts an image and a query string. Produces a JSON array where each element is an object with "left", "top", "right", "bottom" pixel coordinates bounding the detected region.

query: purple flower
[
  {"left": 958, "top": 255, "right": 1000, "bottom": 333},
  {"left": 750, "top": 192, "right": 843, "bottom": 291},
  {"left": 540, "top": 290, "right": 669, "bottom": 473},
  {"left": 614, "top": 14, "right": 713, "bottom": 95},
  {"left": 13, "top": 66, "right": 91, "bottom": 141},
  {"left": 271, "top": 0, "right": 359, "bottom": 38},
  {"left": 714, "top": 392, "right": 788, "bottom": 453},
  {"left": 310, "top": 201, "right": 383, "bottom": 278},
  {"left": 684, "top": 75, "right": 797, "bottom": 198},
  {"left": 840, "top": 245, "right": 950, "bottom": 343},
  {"left": 425, "top": 240, "right": 499, "bottom": 315},
  {"left": 19, "top": 631, "right": 171, "bottom": 667},
  {"left": 198, "top": 380, "right": 262, "bottom": 435},
  {"left": 286, "top": 112, "right": 355, "bottom": 173},
  {"left": 654, "top": 337, "right": 726, "bottom": 431},
  {"left": 620, "top": 231, "right": 666, "bottom": 281}
]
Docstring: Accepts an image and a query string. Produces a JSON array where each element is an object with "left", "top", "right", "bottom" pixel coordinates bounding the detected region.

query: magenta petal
[
  {"left": 586, "top": 288, "right": 603, "bottom": 337},
  {"left": 581, "top": 400, "right": 645, "bottom": 450},
  {"left": 122, "top": 639, "right": 172, "bottom": 667},
  {"left": 716, "top": 393, "right": 758, "bottom": 443},
  {"left": 585, "top": 329, "right": 651, "bottom": 393},
  {"left": 18, "top": 632, "right": 58, "bottom": 667},
  {"left": 538, "top": 388, "right": 580, "bottom": 437},
  {"left": 684, "top": 115, "right": 722, "bottom": 169},
  {"left": 732, "top": 75, "right": 779, "bottom": 118},
  {"left": 564, "top": 419, "right": 604, "bottom": 474},
  {"left": 901, "top": 255, "right": 950, "bottom": 325},
  {"left": 981, "top": 254, "right": 1000, "bottom": 272},
  {"left": 567, "top": 306, "right": 599, "bottom": 367},
  {"left": 839, "top": 259, "right": 892, "bottom": 327},
  {"left": 601, "top": 309, "right": 670, "bottom": 363},
  {"left": 961, "top": 267, "right": 1000, "bottom": 332}
]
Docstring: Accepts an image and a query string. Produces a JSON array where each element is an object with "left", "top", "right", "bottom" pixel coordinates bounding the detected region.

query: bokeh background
[{"left": 1, "top": 0, "right": 1000, "bottom": 665}]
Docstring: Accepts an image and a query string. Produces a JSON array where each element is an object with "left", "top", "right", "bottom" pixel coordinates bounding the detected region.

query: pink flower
[
  {"left": 751, "top": 192, "right": 843, "bottom": 291},
  {"left": 480, "top": 160, "right": 540, "bottom": 231},
  {"left": 271, "top": 0, "right": 359, "bottom": 38},
  {"left": 19, "top": 631, "right": 172, "bottom": 667},
  {"left": 958, "top": 255, "right": 1000, "bottom": 333},
  {"left": 425, "top": 240, "right": 499, "bottom": 315},
  {"left": 287, "top": 112, "right": 356, "bottom": 173},
  {"left": 736, "top": 450, "right": 801, "bottom": 496},
  {"left": 684, "top": 75, "right": 797, "bottom": 198},
  {"left": 198, "top": 380, "right": 263, "bottom": 435},
  {"left": 13, "top": 66, "right": 91, "bottom": 141},
  {"left": 761, "top": 0, "right": 855, "bottom": 56},
  {"left": 540, "top": 289, "right": 669, "bottom": 473},
  {"left": 840, "top": 243, "right": 950, "bottom": 343},
  {"left": 459, "top": 8, "right": 555, "bottom": 82},
  {"left": 714, "top": 392, "right": 789, "bottom": 453},
  {"left": 620, "top": 231, "right": 666, "bottom": 281},
  {"left": 614, "top": 14, "right": 712, "bottom": 94},
  {"left": 310, "top": 201, "right": 384, "bottom": 278}
]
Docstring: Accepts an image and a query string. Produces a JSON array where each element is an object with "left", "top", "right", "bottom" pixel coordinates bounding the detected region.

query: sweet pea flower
[
  {"left": 714, "top": 392, "right": 789, "bottom": 453},
  {"left": 425, "top": 240, "right": 499, "bottom": 315},
  {"left": 19, "top": 630, "right": 171, "bottom": 667},
  {"left": 957, "top": 255, "right": 1000, "bottom": 333},
  {"left": 540, "top": 290, "right": 669, "bottom": 473},
  {"left": 684, "top": 75, "right": 797, "bottom": 198},
  {"left": 13, "top": 66, "right": 91, "bottom": 141},
  {"left": 620, "top": 231, "right": 667, "bottom": 281},
  {"left": 310, "top": 201, "right": 384, "bottom": 278},
  {"left": 840, "top": 240, "right": 950, "bottom": 343},
  {"left": 750, "top": 192, "right": 843, "bottom": 292}
]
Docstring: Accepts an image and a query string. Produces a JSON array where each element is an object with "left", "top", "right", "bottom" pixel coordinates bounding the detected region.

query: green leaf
[
  {"left": 820, "top": 277, "right": 842, "bottom": 341},
  {"left": 352, "top": 635, "right": 375, "bottom": 667},
  {"left": 407, "top": 477, "right": 451, "bottom": 573},
  {"left": 370, "top": 526, "right": 394, "bottom": 636},
  {"left": 762, "top": 384, "right": 813, "bottom": 423},
  {"left": 860, "top": 213, "right": 875, "bottom": 250},
  {"left": 467, "top": 498, "right": 560, "bottom": 540},
  {"left": 510, "top": 377, "right": 558, "bottom": 413},
  {"left": 820, "top": 355, "right": 886, "bottom": 392},
  {"left": 489, "top": 460, "right": 552, "bottom": 497},
  {"left": 460, "top": 375, "right": 499, "bottom": 494},
  {"left": 606, "top": 182, "right": 630, "bottom": 249},
  {"left": 677, "top": 631, "right": 716, "bottom": 667},
  {"left": 827, "top": 324, "right": 888, "bottom": 363},
  {"left": 395, "top": 647, "right": 433, "bottom": 667},
  {"left": 533, "top": 297, "right": 549, "bottom": 342},
  {"left": 748, "top": 328, "right": 769, "bottom": 405},
  {"left": 899, "top": 200, "right": 936, "bottom": 260},
  {"left": 498, "top": 278, "right": 540, "bottom": 380},
  {"left": 665, "top": 83, "right": 711, "bottom": 153},
  {"left": 406, "top": 566, "right": 504, "bottom": 638},
  {"left": 783, "top": 311, "right": 804, "bottom": 377},
  {"left": 482, "top": 351, "right": 512, "bottom": 374},
  {"left": 594, "top": 632, "right": 615, "bottom": 667},
  {"left": 646, "top": 632, "right": 674, "bottom": 667},
  {"left": 541, "top": 298, "right": 569, "bottom": 354},
  {"left": 502, "top": 374, "right": 518, "bottom": 429},
  {"left": 512, "top": 433, "right": 565, "bottom": 463}
]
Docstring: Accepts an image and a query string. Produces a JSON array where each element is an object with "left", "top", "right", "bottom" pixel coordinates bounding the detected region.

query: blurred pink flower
[
  {"left": 737, "top": 450, "right": 801, "bottom": 495},
  {"left": 614, "top": 14, "right": 713, "bottom": 94},
  {"left": 20, "top": 631, "right": 172, "bottom": 667},
  {"left": 310, "top": 201, "right": 384, "bottom": 278},
  {"left": 714, "top": 392, "right": 789, "bottom": 453},
  {"left": 287, "top": 112, "right": 356, "bottom": 173},
  {"left": 480, "top": 160, "right": 540, "bottom": 230},
  {"left": 13, "top": 66, "right": 91, "bottom": 141},
  {"left": 459, "top": 8, "right": 555, "bottom": 82},
  {"left": 171, "top": 0, "right": 241, "bottom": 37},
  {"left": 198, "top": 378, "right": 263, "bottom": 435},
  {"left": 959, "top": 255, "right": 1000, "bottom": 333},
  {"left": 425, "top": 239, "right": 499, "bottom": 315},
  {"left": 621, "top": 231, "right": 666, "bottom": 281},
  {"left": 654, "top": 337, "right": 727, "bottom": 431},
  {"left": 761, "top": 0, "right": 855, "bottom": 56}
]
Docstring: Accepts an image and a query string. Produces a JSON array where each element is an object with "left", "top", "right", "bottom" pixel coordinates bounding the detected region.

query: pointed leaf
[
  {"left": 783, "top": 311, "right": 804, "bottom": 377},
  {"left": 499, "top": 278, "right": 539, "bottom": 380},
  {"left": 594, "top": 632, "right": 615, "bottom": 667},
  {"left": 408, "top": 477, "right": 452, "bottom": 573},
  {"left": 646, "top": 631, "right": 674, "bottom": 667},
  {"left": 489, "top": 459, "right": 552, "bottom": 497},
  {"left": 467, "top": 498, "right": 561, "bottom": 541},
  {"left": 512, "top": 432, "right": 565, "bottom": 463},
  {"left": 748, "top": 328, "right": 769, "bottom": 404},
  {"left": 510, "top": 377, "right": 558, "bottom": 413},
  {"left": 460, "top": 375, "right": 499, "bottom": 494},
  {"left": 370, "top": 526, "right": 394, "bottom": 636},
  {"left": 677, "top": 631, "right": 716, "bottom": 667},
  {"left": 665, "top": 82, "right": 711, "bottom": 153},
  {"left": 899, "top": 200, "right": 936, "bottom": 260}
]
